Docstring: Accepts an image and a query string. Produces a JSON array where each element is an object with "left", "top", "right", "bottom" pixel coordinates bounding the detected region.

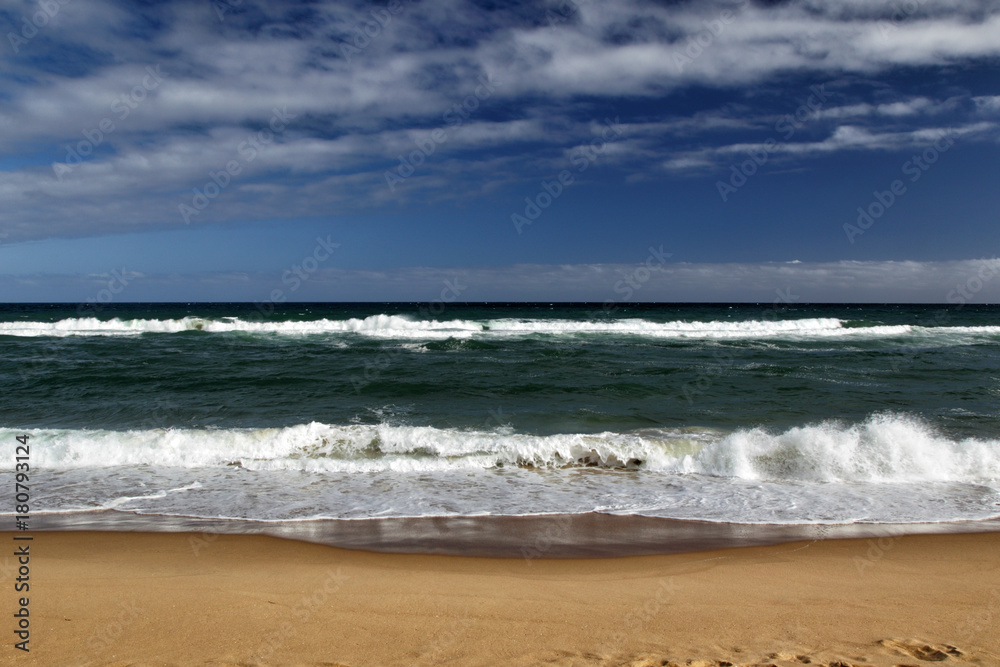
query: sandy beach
[{"left": 2, "top": 530, "right": 998, "bottom": 666}]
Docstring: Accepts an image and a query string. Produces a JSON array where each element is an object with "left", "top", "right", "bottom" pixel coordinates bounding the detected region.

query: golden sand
[{"left": 2, "top": 530, "right": 998, "bottom": 666}]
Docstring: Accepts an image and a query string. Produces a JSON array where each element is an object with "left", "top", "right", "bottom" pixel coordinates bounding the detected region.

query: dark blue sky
[{"left": 1, "top": 0, "right": 999, "bottom": 302}]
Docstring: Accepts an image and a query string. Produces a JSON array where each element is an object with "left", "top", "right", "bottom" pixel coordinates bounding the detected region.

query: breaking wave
[
  {"left": 6, "top": 414, "right": 999, "bottom": 484},
  {"left": 2, "top": 314, "right": 997, "bottom": 341}
]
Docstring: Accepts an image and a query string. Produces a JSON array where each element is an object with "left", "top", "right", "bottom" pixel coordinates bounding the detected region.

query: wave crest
[
  {"left": 3, "top": 314, "right": 992, "bottom": 341},
  {"left": 5, "top": 414, "right": 998, "bottom": 484}
]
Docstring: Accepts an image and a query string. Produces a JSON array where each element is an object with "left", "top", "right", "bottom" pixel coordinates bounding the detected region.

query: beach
[
  {"left": 6, "top": 0, "right": 1000, "bottom": 659},
  {"left": 3, "top": 530, "right": 998, "bottom": 666},
  {"left": 4, "top": 304, "right": 1000, "bottom": 664}
]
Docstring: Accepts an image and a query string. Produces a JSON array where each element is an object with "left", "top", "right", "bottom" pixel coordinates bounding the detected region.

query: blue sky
[{"left": 1, "top": 0, "right": 999, "bottom": 302}]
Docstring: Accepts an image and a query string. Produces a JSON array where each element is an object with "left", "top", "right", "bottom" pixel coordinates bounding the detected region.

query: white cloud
[
  {"left": 973, "top": 95, "right": 1000, "bottom": 114},
  {"left": 1, "top": 0, "right": 1000, "bottom": 242}
]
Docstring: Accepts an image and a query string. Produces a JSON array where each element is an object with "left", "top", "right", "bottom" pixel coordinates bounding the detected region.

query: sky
[{"left": 0, "top": 0, "right": 999, "bottom": 303}]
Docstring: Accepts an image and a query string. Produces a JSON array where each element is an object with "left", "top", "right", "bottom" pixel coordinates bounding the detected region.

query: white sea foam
[
  {"left": 8, "top": 416, "right": 1000, "bottom": 524},
  {"left": 6, "top": 414, "right": 999, "bottom": 484},
  {"left": 2, "top": 314, "right": 997, "bottom": 341}
]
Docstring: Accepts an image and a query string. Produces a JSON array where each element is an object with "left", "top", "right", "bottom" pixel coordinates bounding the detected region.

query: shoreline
[
  {"left": 3, "top": 529, "right": 999, "bottom": 665},
  {"left": 28, "top": 509, "right": 1000, "bottom": 557}
]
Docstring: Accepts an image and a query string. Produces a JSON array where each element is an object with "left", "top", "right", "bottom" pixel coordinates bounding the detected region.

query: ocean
[{"left": 3, "top": 302, "right": 1000, "bottom": 542}]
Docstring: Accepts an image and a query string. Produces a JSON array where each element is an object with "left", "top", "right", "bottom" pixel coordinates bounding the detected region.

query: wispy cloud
[{"left": 1, "top": 0, "right": 998, "bottom": 244}]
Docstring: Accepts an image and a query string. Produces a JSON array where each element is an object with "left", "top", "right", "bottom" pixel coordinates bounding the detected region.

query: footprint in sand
[
  {"left": 770, "top": 652, "right": 818, "bottom": 665},
  {"left": 650, "top": 661, "right": 737, "bottom": 667},
  {"left": 879, "top": 639, "right": 964, "bottom": 661}
]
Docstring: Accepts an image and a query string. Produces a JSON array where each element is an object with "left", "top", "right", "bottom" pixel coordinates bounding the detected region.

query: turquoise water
[{"left": 2, "top": 302, "right": 1000, "bottom": 525}]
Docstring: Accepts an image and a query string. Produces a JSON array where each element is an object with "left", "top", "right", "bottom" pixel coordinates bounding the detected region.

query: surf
[{"left": 2, "top": 314, "right": 997, "bottom": 341}]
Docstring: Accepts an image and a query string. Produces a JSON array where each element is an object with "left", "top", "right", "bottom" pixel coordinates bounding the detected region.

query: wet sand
[
  {"left": 31, "top": 510, "right": 1000, "bottom": 556},
  {"left": 2, "top": 530, "right": 999, "bottom": 666}
]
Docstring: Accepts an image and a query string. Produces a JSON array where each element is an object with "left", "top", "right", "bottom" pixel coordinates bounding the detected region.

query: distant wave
[
  {"left": 6, "top": 414, "right": 999, "bottom": 484},
  {"left": 2, "top": 314, "right": 998, "bottom": 340}
]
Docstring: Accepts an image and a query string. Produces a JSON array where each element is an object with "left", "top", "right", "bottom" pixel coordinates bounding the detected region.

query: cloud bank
[{"left": 4, "top": 259, "right": 998, "bottom": 304}]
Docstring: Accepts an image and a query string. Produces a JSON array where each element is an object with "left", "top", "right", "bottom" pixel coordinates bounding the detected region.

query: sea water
[{"left": 2, "top": 302, "right": 999, "bottom": 527}]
